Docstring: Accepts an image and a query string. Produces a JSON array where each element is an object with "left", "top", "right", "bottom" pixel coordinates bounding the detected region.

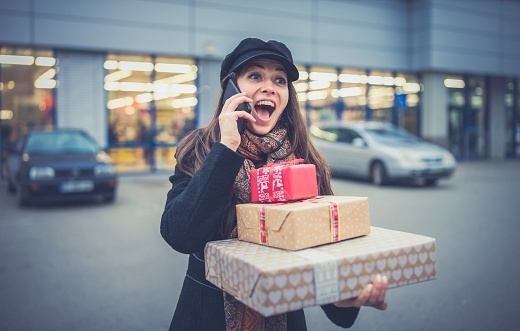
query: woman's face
[{"left": 236, "top": 58, "right": 289, "bottom": 136}]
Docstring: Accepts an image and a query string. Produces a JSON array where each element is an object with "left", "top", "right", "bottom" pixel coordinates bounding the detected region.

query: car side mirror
[{"left": 352, "top": 138, "right": 366, "bottom": 148}]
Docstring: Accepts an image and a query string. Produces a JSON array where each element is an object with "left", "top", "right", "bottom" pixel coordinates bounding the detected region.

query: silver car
[{"left": 310, "top": 121, "right": 457, "bottom": 186}]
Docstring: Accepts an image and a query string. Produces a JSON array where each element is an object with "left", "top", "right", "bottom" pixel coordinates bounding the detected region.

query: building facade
[{"left": 1, "top": 0, "right": 519, "bottom": 174}]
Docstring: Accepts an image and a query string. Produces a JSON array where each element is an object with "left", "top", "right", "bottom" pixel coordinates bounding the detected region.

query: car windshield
[
  {"left": 25, "top": 131, "right": 99, "bottom": 154},
  {"left": 365, "top": 126, "right": 419, "bottom": 144}
]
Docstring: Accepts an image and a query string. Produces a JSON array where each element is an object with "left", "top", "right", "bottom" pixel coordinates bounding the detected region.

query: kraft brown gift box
[
  {"left": 205, "top": 227, "right": 437, "bottom": 317},
  {"left": 237, "top": 196, "right": 371, "bottom": 250}
]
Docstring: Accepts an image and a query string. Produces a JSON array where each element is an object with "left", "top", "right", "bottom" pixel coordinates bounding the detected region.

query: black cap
[{"left": 220, "top": 38, "right": 300, "bottom": 83}]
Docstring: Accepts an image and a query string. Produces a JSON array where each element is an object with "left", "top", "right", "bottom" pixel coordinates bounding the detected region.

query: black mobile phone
[{"left": 222, "top": 80, "right": 251, "bottom": 134}]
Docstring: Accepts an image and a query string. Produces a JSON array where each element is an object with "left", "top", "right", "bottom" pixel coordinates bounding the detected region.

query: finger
[
  {"left": 234, "top": 110, "right": 256, "bottom": 123},
  {"left": 222, "top": 93, "right": 251, "bottom": 113},
  {"left": 354, "top": 283, "right": 373, "bottom": 308},
  {"left": 376, "top": 276, "right": 388, "bottom": 306},
  {"left": 366, "top": 275, "right": 383, "bottom": 306}
]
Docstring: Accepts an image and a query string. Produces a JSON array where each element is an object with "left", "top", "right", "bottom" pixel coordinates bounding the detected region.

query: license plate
[
  {"left": 60, "top": 180, "right": 94, "bottom": 193},
  {"left": 425, "top": 167, "right": 444, "bottom": 174}
]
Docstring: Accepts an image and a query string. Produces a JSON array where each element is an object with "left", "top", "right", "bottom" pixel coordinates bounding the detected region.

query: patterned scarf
[{"left": 223, "top": 124, "right": 294, "bottom": 331}]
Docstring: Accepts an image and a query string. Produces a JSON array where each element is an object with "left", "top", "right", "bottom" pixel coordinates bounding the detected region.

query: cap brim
[{"left": 229, "top": 51, "right": 300, "bottom": 82}]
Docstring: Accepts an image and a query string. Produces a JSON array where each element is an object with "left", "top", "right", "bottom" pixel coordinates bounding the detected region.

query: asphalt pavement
[{"left": 1, "top": 159, "right": 519, "bottom": 331}]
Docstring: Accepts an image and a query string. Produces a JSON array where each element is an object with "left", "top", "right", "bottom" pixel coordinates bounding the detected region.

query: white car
[{"left": 310, "top": 121, "right": 457, "bottom": 186}]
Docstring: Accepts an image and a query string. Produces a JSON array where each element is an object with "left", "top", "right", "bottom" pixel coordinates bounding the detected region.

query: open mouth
[{"left": 254, "top": 100, "right": 276, "bottom": 121}]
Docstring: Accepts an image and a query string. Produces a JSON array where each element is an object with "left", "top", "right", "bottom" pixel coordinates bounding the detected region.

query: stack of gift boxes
[{"left": 205, "top": 159, "right": 437, "bottom": 317}]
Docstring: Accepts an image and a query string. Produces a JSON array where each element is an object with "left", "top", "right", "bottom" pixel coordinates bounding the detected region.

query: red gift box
[{"left": 250, "top": 159, "right": 318, "bottom": 202}]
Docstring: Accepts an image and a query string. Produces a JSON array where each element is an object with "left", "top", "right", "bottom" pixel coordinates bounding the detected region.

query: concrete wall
[
  {"left": 413, "top": 0, "right": 520, "bottom": 76},
  {"left": 421, "top": 72, "right": 449, "bottom": 148},
  {"left": 0, "top": 0, "right": 409, "bottom": 71},
  {"left": 55, "top": 51, "right": 107, "bottom": 147}
]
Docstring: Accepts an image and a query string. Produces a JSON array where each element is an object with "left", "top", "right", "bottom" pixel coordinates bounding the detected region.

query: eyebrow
[{"left": 248, "top": 64, "right": 286, "bottom": 74}]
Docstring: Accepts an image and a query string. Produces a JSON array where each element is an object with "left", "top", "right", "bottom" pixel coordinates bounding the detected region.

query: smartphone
[{"left": 222, "top": 80, "right": 251, "bottom": 134}]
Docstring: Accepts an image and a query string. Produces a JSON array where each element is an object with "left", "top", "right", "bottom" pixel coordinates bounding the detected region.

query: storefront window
[
  {"left": 1, "top": 47, "right": 56, "bottom": 176},
  {"left": 395, "top": 72, "right": 421, "bottom": 135},
  {"left": 304, "top": 66, "right": 338, "bottom": 125},
  {"left": 154, "top": 56, "right": 197, "bottom": 145},
  {"left": 368, "top": 70, "right": 394, "bottom": 123},
  {"left": 104, "top": 54, "right": 197, "bottom": 172},
  {"left": 337, "top": 69, "right": 367, "bottom": 122}
]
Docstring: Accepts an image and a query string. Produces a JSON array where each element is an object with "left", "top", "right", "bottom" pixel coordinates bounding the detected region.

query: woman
[{"left": 161, "top": 38, "right": 388, "bottom": 331}]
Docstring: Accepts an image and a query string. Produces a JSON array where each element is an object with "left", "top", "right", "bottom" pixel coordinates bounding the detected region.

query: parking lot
[{"left": 1, "top": 159, "right": 520, "bottom": 330}]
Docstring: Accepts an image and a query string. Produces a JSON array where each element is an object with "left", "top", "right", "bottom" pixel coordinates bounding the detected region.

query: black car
[{"left": 6, "top": 128, "right": 117, "bottom": 206}]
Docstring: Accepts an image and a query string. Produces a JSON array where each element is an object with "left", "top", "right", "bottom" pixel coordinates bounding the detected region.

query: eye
[
  {"left": 248, "top": 73, "right": 261, "bottom": 80},
  {"left": 275, "top": 77, "right": 287, "bottom": 85}
]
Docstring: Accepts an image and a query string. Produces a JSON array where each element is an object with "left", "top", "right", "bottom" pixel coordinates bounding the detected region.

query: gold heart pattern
[
  {"left": 236, "top": 196, "right": 371, "bottom": 250},
  {"left": 205, "top": 226, "right": 436, "bottom": 317}
]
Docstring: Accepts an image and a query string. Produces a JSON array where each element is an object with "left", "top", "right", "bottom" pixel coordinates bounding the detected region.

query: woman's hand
[
  {"left": 333, "top": 274, "right": 388, "bottom": 310},
  {"left": 219, "top": 92, "right": 256, "bottom": 151}
]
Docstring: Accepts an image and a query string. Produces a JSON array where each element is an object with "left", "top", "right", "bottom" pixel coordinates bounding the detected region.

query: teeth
[{"left": 256, "top": 100, "right": 275, "bottom": 107}]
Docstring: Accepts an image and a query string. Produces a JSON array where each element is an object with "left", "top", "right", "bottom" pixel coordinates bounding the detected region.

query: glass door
[
  {"left": 446, "top": 75, "right": 488, "bottom": 160},
  {"left": 466, "top": 77, "right": 487, "bottom": 159}
]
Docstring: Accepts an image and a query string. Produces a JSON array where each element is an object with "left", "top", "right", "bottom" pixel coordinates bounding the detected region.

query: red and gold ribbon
[{"left": 305, "top": 197, "right": 341, "bottom": 242}]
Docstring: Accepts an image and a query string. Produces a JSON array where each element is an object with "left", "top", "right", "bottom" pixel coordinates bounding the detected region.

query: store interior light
[
  {"left": 35, "top": 79, "right": 57, "bottom": 89},
  {"left": 294, "top": 82, "right": 308, "bottom": 92},
  {"left": 403, "top": 83, "right": 421, "bottom": 93},
  {"left": 306, "top": 90, "right": 328, "bottom": 101},
  {"left": 104, "top": 60, "right": 118, "bottom": 70},
  {"left": 368, "top": 75, "right": 384, "bottom": 85},
  {"left": 172, "top": 97, "right": 198, "bottom": 108},
  {"left": 135, "top": 93, "right": 154, "bottom": 103},
  {"left": 309, "top": 80, "right": 330, "bottom": 90},
  {"left": 339, "top": 74, "right": 361, "bottom": 84},
  {"left": 118, "top": 61, "right": 154, "bottom": 71},
  {"left": 104, "top": 82, "right": 120, "bottom": 91},
  {"left": 37, "top": 68, "right": 56, "bottom": 80},
  {"left": 0, "top": 109, "right": 14, "bottom": 120},
  {"left": 309, "top": 72, "right": 337, "bottom": 82},
  {"left": 297, "top": 93, "right": 307, "bottom": 102},
  {"left": 407, "top": 94, "right": 419, "bottom": 106},
  {"left": 444, "top": 79, "right": 465, "bottom": 88},
  {"left": 394, "top": 77, "right": 407, "bottom": 86},
  {"left": 298, "top": 71, "right": 308, "bottom": 81},
  {"left": 155, "top": 63, "right": 192, "bottom": 73},
  {"left": 339, "top": 87, "right": 364, "bottom": 97},
  {"left": 0, "top": 55, "right": 34, "bottom": 65},
  {"left": 105, "top": 70, "right": 132, "bottom": 82},
  {"left": 107, "top": 96, "right": 134, "bottom": 109},
  {"left": 170, "top": 83, "right": 197, "bottom": 94},
  {"left": 382, "top": 76, "right": 395, "bottom": 85},
  {"left": 35, "top": 57, "right": 56, "bottom": 66}
]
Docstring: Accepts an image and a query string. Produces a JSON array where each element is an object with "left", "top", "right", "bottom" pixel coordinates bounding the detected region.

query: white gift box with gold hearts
[{"left": 205, "top": 226, "right": 436, "bottom": 317}]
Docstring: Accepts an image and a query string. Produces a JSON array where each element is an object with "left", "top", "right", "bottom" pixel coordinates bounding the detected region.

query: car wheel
[
  {"left": 104, "top": 193, "right": 116, "bottom": 203},
  {"left": 7, "top": 179, "right": 16, "bottom": 194},
  {"left": 16, "top": 186, "right": 30, "bottom": 207},
  {"left": 425, "top": 178, "right": 438, "bottom": 186},
  {"left": 371, "top": 161, "right": 388, "bottom": 186}
]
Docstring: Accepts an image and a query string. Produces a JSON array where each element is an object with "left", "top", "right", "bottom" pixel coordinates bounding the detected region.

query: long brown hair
[{"left": 175, "top": 70, "right": 333, "bottom": 235}]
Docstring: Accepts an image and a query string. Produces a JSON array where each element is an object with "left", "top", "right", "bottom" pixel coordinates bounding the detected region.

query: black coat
[{"left": 161, "top": 142, "right": 359, "bottom": 330}]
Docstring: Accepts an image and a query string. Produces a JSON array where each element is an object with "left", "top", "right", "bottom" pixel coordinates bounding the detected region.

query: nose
[{"left": 261, "top": 81, "right": 275, "bottom": 94}]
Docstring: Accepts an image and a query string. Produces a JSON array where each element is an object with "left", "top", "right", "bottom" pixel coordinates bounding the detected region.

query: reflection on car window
[
  {"left": 337, "top": 129, "right": 362, "bottom": 144},
  {"left": 310, "top": 126, "right": 338, "bottom": 142},
  {"left": 365, "top": 126, "right": 418, "bottom": 143},
  {"left": 25, "top": 131, "right": 99, "bottom": 154}
]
